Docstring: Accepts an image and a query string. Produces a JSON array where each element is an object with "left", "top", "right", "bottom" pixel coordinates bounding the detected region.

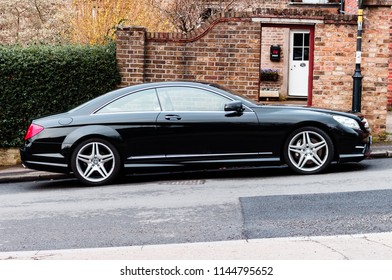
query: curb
[
  {"left": 369, "top": 146, "right": 392, "bottom": 158},
  {"left": 0, "top": 170, "right": 71, "bottom": 184},
  {"left": 370, "top": 151, "right": 392, "bottom": 158}
]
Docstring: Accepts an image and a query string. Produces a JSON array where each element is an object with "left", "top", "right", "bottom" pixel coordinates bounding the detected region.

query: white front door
[{"left": 289, "top": 30, "right": 310, "bottom": 97}]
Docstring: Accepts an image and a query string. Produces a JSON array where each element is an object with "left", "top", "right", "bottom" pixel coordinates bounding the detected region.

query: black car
[{"left": 21, "top": 81, "right": 371, "bottom": 185}]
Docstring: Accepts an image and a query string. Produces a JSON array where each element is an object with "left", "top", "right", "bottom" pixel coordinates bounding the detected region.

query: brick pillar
[{"left": 116, "top": 26, "right": 146, "bottom": 86}]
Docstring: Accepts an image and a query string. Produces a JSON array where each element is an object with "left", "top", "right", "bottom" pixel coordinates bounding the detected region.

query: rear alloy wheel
[
  {"left": 284, "top": 127, "right": 334, "bottom": 174},
  {"left": 71, "top": 138, "right": 121, "bottom": 185}
]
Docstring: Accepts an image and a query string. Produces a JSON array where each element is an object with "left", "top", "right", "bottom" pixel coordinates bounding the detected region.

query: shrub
[
  {"left": 0, "top": 43, "right": 121, "bottom": 147},
  {"left": 260, "top": 68, "right": 279, "bottom": 81}
]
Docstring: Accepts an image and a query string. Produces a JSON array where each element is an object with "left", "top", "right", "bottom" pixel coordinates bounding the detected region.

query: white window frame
[{"left": 301, "top": 0, "right": 328, "bottom": 3}]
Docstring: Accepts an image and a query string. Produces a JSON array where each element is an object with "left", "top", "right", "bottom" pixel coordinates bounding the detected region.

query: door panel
[{"left": 156, "top": 111, "right": 261, "bottom": 157}]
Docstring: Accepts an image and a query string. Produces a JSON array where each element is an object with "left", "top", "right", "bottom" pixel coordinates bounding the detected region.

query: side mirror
[{"left": 224, "top": 101, "right": 245, "bottom": 113}]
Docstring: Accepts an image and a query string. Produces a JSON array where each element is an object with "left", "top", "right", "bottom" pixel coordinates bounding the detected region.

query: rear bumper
[{"left": 20, "top": 144, "right": 69, "bottom": 174}]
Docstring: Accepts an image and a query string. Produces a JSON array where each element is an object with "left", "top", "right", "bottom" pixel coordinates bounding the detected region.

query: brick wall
[
  {"left": 360, "top": 1, "right": 392, "bottom": 110},
  {"left": 118, "top": 16, "right": 261, "bottom": 99},
  {"left": 361, "top": 6, "right": 389, "bottom": 132},
  {"left": 312, "top": 22, "right": 357, "bottom": 111},
  {"left": 389, "top": 9, "right": 392, "bottom": 109}
]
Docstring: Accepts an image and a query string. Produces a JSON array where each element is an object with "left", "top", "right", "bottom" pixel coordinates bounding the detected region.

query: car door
[{"left": 155, "top": 86, "right": 261, "bottom": 161}]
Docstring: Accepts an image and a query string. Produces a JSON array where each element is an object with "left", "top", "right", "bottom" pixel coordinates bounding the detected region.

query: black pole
[
  {"left": 339, "top": 0, "right": 345, "bottom": 14},
  {"left": 352, "top": 0, "right": 364, "bottom": 113}
]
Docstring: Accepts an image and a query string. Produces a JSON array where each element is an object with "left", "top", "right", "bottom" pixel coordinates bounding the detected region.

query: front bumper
[{"left": 338, "top": 135, "right": 371, "bottom": 163}]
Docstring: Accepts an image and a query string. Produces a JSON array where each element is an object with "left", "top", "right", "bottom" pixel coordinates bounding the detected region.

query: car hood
[{"left": 257, "top": 104, "right": 363, "bottom": 120}]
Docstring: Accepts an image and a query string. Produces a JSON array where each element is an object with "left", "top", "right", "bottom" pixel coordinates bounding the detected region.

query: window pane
[
  {"left": 304, "top": 48, "right": 309, "bottom": 61},
  {"left": 293, "top": 34, "right": 303, "bottom": 47},
  {"left": 96, "top": 89, "right": 160, "bottom": 113},
  {"left": 293, "top": 47, "right": 303, "bottom": 61},
  {"left": 304, "top": 33, "right": 310, "bottom": 47},
  {"left": 157, "top": 87, "right": 230, "bottom": 111}
]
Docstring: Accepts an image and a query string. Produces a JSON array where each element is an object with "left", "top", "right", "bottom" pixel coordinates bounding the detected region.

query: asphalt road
[{"left": 1, "top": 158, "right": 392, "bottom": 252}]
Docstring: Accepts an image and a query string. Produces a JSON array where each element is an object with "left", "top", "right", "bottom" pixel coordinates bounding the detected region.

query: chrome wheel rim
[
  {"left": 287, "top": 130, "right": 329, "bottom": 172},
  {"left": 75, "top": 142, "right": 115, "bottom": 183}
]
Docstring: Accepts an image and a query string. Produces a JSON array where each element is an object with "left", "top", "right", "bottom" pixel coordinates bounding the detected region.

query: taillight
[{"left": 24, "top": 124, "right": 44, "bottom": 140}]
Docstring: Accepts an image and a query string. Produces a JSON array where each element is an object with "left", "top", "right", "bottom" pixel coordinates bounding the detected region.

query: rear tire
[
  {"left": 71, "top": 138, "right": 121, "bottom": 186},
  {"left": 283, "top": 127, "right": 334, "bottom": 174}
]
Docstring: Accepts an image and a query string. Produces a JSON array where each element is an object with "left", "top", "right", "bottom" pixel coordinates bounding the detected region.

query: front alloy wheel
[
  {"left": 71, "top": 138, "right": 121, "bottom": 185},
  {"left": 284, "top": 127, "right": 334, "bottom": 174}
]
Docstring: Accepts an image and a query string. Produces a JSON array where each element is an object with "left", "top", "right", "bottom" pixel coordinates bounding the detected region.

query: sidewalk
[{"left": 1, "top": 232, "right": 392, "bottom": 260}]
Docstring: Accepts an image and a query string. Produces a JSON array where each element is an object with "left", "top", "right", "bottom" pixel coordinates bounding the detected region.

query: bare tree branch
[
  {"left": 33, "top": 0, "right": 44, "bottom": 24},
  {"left": 152, "top": 0, "right": 256, "bottom": 34}
]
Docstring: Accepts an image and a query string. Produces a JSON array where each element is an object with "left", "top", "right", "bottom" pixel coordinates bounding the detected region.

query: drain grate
[{"left": 159, "top": 180, "right": 206, "bottom": 185}]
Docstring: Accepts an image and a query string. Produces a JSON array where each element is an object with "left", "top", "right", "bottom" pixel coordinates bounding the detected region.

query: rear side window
[
  {"left": 156, "top": 87, "right": 230, "bottom": 111},
  {"left": 96, "top": 89, "right": 160, "bottom": 113}
]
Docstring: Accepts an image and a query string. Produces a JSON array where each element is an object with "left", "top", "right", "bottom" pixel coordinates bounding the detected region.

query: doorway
[{"left": 289, "top": 30, "right": 310, "bottom": 97}]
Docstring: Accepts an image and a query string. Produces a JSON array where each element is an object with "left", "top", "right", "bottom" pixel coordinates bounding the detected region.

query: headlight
[
  {"left": 333, "top": 115, "right": 360, "bottom": 130},
  {"left": 362, "top": 118, "right": 371, "bottom": 132}
]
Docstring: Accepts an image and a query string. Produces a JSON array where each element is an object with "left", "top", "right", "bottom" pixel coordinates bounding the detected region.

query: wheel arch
[
  {"left": 279, "top": 121, "right": 339, "bottom": 163},
  {"left": 61, "top": 125, "right": 125, "bottom": 167}
]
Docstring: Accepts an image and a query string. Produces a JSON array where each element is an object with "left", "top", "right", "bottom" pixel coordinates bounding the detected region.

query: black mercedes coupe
[{"left": 21, "top": 81, "right": 371, "bottom": 185}]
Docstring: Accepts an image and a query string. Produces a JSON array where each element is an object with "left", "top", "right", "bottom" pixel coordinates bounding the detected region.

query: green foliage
[{"left": 0, "top": 43, "right": 121, "bottom": 147}]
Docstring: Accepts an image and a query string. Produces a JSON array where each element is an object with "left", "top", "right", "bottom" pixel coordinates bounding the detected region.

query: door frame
[{"left": 260, "top": 24, "right": 315, "bottom": 106}]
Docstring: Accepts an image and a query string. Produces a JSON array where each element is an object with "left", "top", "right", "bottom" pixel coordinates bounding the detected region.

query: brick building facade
[{"left": 116, "top": 0, "right": 392, "bottom": 137}]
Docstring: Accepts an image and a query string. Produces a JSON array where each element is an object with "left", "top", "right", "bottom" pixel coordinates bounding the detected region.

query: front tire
[
  {"left": 71, "top": 138, "right": 121, "bottom": 186},
  {"left": 283, "top": 127, "right": 334, "bottom": 174}
]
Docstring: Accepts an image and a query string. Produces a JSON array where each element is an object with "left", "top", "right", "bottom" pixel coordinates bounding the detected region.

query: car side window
[
  {"left": 96, "top": 89, "right": 160, "bottom": 113},
  {"left": 156, "top": 87, "right": 230, "bottom": 111}
]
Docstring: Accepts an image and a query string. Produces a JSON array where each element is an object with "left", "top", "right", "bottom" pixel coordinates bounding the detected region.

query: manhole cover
[{"left": 159, "top": 180, "right": 205, "bottom": 185}]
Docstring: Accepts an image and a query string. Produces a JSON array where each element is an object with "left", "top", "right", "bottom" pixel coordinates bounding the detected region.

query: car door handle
[{"left": 165, "top": 114, "right": 182, "bottom": 121}]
